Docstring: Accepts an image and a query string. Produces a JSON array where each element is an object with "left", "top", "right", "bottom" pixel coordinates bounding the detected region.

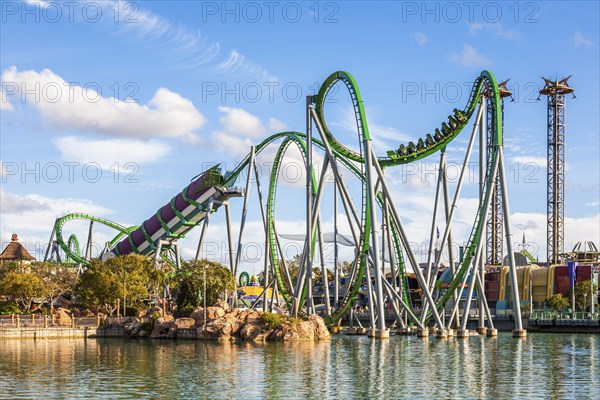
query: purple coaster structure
[{"left": 108, "top": 166, "right": 227, "bottom": 259}]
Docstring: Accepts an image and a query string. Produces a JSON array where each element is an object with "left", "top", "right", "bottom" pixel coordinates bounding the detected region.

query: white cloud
[
  {"left": 0, "top": 188, "right": 50, "bottom": 214},
  {"left": 512, "top": 212, "right": 600, "bottom": 261},
  {"left": 171, "top": 137, "right": 599, "bottom": 270},
  {"left": 510, "top": 155, "right": 546, "bottom": 168},
  {"left": 23, "top": 0, "right": 49, "bottom": 8},
  {"left": 0, "top": 188, "right": 115, "bottom": 259},
  {"left": 257, "top": 143, "right": 327, "bottom": 189},
  {"left": 53, "top": 136, "right": 171, "bottom": 170},
  {"left": 412, "top": 32, "right": 427, "bottom": 45},
  {"left": 214, "top": 50, "right": 277, "bottom": 82},
  {"left": 330, "top": 104, "right": 412, "bottom": 154},
  {"left": 112, "top": 3, "right": 218, "bottom": 66},
  {"left": 585, "top": 201, "right": 600, "bottom": 208},
  {"left": 0, "top": 89, "right": 13, "bottom": 111},
  {"left": 384, "top": 171, "right": 600, "bottom": 264},
  {"left": 573, "top": 31, "right": 593, "bottom": 47},
  {"left": 211, "top": 107, "right": 292, "bottom": 159},
  {"left": 268, "top": 118, "right": 288, "bottom": 133},
  {"left": 370, "top": 122, "right": 413, "bottom": 154},
  {"left": 2, "top": 66, "right": 205, "bottom": 141},
  {"left": 212, "top": 131, "right": 256, "bottom": 159},
  {"left": 176, "top": 214, "right": 357, "bottom": 271},
  {"left": 469, "top": 23, "right": 520, "bottom": 41},
  {"left": 208, "top": 106, "right": 325, "bottom": 188},
  {"left": 92, "top": 1, "right": 273, "bottom": 81},
  {"left": 450, "top": 45, "right": 494, "bottom": 68},
  {"left": 218, "top": 106, "right": 268, "bottom": 138}
]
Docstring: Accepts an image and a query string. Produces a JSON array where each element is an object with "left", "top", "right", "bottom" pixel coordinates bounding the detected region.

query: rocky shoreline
[{"left": 103, "top": 301, "right": 331, "bottom": 343}]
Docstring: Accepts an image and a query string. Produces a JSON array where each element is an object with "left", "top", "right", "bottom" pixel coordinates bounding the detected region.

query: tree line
[{"left": 0, "top": 255, "right": 234, "bottom": 315}]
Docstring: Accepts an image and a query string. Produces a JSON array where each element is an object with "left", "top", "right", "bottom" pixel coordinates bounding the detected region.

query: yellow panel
[
  {"left": 547, "top": 266, "right": 556, "bottom": 298},
  {"left": 531, "top": 267, "right": 549, "bottom": 306},
  {"left": 499, "top": 266, "right": 509, "bottom": 301}
]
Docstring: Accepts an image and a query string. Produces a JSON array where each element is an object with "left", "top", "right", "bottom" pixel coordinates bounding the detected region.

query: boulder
[
  {"left": 175, "top": 318, "right": 196, "bottom": 329},
  {"left": 239, "top": 320, "right": 273, "bottom": 342},
  {"left": 205, "top": 306, "right": 226, "bottom": 321},
  {"left": 150, "top": 321, "right": 177, "bottom": 338},
  {"left": 268, "top": 320, "right": 313, "bottom": 342},
  {"left": 143, "top": 306, "right": 164, "bottom": 319},
  {"left": 56, "top": 308, "right": 72, "bottom": 327},
  {"left": 229, "top": 308, "right": 243, "bottom": 318},
  {"left": 239, "top": 309, "right": 260, "bottom": 323},
  {"left": 123, "top": 318, "right": 143, "bottom": 337},
  {"left": 189, "top": 307, "right": 224, "bottom": 326},
  {"left": 308, "top": 314, "right": 331, "bottom": 341},
  {"left": 197, "top": 317, "right": 236, "bottom": 341},
  {"left": 266, "top": 315, "right": 331, "bottom": 342},
  {"left": 213, "top": 300, "right": 230, "bottom": 312},
  {"left": 190, "top": 308, "right": 205, "bottom": 326},
  {"left": 153, "top": 315, "right": 174, "bottom": 329}
]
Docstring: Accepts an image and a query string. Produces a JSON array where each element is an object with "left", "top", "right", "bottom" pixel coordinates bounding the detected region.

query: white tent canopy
[{"left": 277, "top": 232, "right": 415, "bottom": 273}]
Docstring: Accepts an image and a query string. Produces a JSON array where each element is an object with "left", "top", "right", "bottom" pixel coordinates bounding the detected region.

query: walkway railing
[
  {"left": 530, "top": 310, "right": 600, "bottom": 320},
  {"left": 0, "top": 314, "right": 101, "bottom": 328}
]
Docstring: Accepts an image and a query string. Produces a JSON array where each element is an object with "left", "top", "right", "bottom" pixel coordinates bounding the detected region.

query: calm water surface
[{"left": 0, "top": 333, "right": 598, "bottom": 399}]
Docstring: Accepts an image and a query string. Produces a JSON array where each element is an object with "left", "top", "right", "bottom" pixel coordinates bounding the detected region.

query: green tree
[
  {"left": 176, "top": 259, "right": 235, "bottom": 310},
  {"left": 340, "top": 260, "right": 354, "bottom": 276},
  {"left": 0, "top": 270, "right": 44, "bottom": 312},
  {"left": 284, "top": 254, "right": 302, "bottom": 284},
  {"left": 0, "top": 261, "right": 22, "bottom": 281},
  {"left": 77, "top": 254, "right": 163, "bottom": 314},
  {"left": 77, "top": 259, "right": 121, "bottom": 314},
  {"left": 312, "top": 267, "right": 333, "bottom": 283},
  {"left": 32, "top": 262, "right": 78, "bottom": 313},
  {"left": 569, "top": 280, "right": 598, "bottom": 311},
  {"left": 545, "top": 293, "right": 569, "bottom": 312}
]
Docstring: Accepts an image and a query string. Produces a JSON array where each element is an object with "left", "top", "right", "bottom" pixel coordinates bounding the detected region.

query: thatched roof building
[{"left": 0, "top": 233, "right": 35, "bottom": 262}]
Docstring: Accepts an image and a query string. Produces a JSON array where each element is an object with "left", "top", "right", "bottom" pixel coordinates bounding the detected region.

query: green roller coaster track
[
  {"left": 52, "top": 70, "right": 504, "bottom": 326},
  {"left": 53, "top": 213, "right": 137, "bottom": 265}
]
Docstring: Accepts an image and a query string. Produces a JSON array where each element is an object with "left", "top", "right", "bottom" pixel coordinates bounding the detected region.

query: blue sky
[{"left": 1, "top": 0, "right": 598, "bottom": 272}]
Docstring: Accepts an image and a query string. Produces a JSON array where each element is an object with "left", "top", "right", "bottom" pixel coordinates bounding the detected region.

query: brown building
[{"left": 0, "top": 233, "right": 35, "bottom": 263}]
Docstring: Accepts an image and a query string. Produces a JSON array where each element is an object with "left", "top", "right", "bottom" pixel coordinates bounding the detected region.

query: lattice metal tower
[
  {"left": 539, "top": 76, "right": 574, "bottom": 265},
  {"left": 485, "top": 80, "right": 512, "bottom": 266}
]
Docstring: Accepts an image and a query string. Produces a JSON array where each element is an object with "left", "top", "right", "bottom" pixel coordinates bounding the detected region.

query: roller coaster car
[
  {"left": 398, "top": 144, "right": 407, "bottom": 156},
  {"left": 441, "top": 122, "right": 452, "bottom": 136},
  {"left": 454, "top": 109, "right": 467, "bottom": 123},
  {"left": 425, "top": 134, "right": 435, "bottom": 146},
  {"left": 434, "top": 129, "right": 444, "bottom": 142},
  {"left": 387, "top": 150, "right": 398, "bottom": 160},
  {"left": 417, "top": 138, "right": 425, "bottom": 151},
  {"left": 407, "top": 142, "right": 416, "bottom": 154},
  {"left": 448, "top": 116, "right": 459, "bottom": 130}
]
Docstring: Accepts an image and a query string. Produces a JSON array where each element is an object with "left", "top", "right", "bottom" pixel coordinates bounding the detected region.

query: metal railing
[
  {"left": 530, "top": 310, "right": 600, "bottom": 320},
  {"left": 0, "top": 314, "right": 101, "bottom": 328}
]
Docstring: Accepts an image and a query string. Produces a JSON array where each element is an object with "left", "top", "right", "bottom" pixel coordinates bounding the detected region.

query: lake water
[{"left": 0, "top": 334, "right": 598, "bottom": 399}]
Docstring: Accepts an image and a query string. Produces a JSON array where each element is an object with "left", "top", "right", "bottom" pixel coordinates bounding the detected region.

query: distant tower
[
  {"left": 539, "top": 76, "right": 574, "bottom": 265},
  {"left": 485, "top": 80, "right": 512, "bottom": 266}
]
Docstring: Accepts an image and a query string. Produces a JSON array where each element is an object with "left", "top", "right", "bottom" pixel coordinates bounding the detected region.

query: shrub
[
  {"left": 125, "top": 307, "right": 139, "bottom": 317},
  {"left": 140, "top": 322, "right": 153, "bottom": 331},
  {"left": 0, "top": 301, "right": 21, "bottom": 315},
  {"left": 259, "top": 312, "right": 286, "bottom": 329},
  {"left": 545, "top": 293, "right": 569, "bottom": 312}
]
